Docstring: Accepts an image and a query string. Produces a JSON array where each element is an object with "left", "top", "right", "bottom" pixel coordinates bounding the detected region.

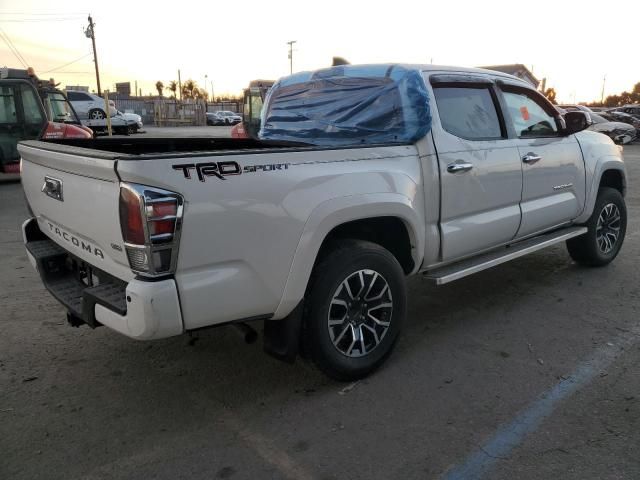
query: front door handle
[
  {"left": 447, "top": 162, "right": 474, "bottom": 173},
  {"left": 522, "top": 153, "right": 542, "bottom": 164}
]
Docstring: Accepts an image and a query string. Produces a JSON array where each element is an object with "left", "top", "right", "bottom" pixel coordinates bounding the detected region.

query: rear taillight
[
  {"left": 41, "top": 121, "right": 93, "bottom": 140},
  {"left": 119, "top": 187, "right": 145, "bottom": 245},
  {"left": 118, "top": 183, "right": 184, "bottom": 277}
]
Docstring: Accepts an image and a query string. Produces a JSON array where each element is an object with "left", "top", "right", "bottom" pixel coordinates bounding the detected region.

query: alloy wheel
[
  {"left": 596, "top": 202, "right": 621, "bottom": 254},
  {"left": 327, "top": 269, "right": 393, "bottom": 358}
]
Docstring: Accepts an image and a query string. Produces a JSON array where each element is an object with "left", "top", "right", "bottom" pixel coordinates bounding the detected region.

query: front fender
[
  {"left": 574, "top": 131, "right": 626, "bottom": 224},
  {"left": 272, "top": 193, "right": 424, "bottom": 319}
]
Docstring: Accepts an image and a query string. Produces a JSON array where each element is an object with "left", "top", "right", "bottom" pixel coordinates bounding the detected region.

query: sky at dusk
[{"left": 1, "top": 0, "right": 638, "bottom": 102}]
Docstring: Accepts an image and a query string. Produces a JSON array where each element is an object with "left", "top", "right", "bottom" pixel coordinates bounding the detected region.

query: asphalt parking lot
[{"left": 1, "top": 140, "right": 639, "bottom": 480}]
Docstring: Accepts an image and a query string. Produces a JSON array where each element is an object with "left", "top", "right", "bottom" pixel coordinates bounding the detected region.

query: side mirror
[{"left": 564, "top": 111, "right": 592, "bottom": 135}]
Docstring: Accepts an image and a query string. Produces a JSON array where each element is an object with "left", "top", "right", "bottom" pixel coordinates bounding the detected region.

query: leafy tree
[
  {"left": 196, "top": 88, "right": 208, "bottom": 101},
  {"left": 155, "top": 81, "right": 164, "bottom": 97},
  {"left": 603, "top": 81, "right": 640, "bottom": 107}
]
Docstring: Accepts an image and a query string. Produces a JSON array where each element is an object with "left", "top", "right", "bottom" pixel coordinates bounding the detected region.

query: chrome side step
[{"left": 423, "top": 226, "right": 587, "bottom": 285}]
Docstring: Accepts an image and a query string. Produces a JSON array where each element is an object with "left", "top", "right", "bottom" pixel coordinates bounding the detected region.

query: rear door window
[{"left": 433, "top": 86, "right": 503, "bottom": 140}]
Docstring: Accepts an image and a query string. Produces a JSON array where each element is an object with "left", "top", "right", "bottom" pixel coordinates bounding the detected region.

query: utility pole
[
  {"left": 287, "top": 40, "right": 297, "bottom": 74},
  {"left": 601, "top": 75, "right": 606, "bottom": 105},
  {"left": 84, "top": 15, "right": 101, "bottom": 95},
  {"left": 178, "top": 69, "right": 182, "bottom": 101}
]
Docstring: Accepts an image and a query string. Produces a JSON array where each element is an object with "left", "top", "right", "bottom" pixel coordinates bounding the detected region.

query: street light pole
[
  {"left": 287, "top": 40, "right": 297, "bottom": 74},
  {"left": 85, "top": 15, "right": 101, "bottom": 95}
]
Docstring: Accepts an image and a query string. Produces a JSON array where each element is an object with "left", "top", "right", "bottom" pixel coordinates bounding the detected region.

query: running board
[{"left": 423, "top": 226, "right": 587, "bottom": 285}]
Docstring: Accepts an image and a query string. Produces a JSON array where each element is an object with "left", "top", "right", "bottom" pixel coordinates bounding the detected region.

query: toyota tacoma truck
[{"left": 19, "top": 64, "right": 627, "bottom": 380}]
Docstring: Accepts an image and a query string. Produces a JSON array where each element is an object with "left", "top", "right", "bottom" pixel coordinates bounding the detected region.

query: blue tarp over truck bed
[{"left": 259, "top": 64, "right": 432, "bottom": 146}]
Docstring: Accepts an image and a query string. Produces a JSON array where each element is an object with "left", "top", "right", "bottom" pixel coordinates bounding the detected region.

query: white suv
[
  {"left": 215, "top": 110, "right": 242, "bottom": 125},
  {"left": 66, "top": 90, "right": 117, "bottom": 120}
]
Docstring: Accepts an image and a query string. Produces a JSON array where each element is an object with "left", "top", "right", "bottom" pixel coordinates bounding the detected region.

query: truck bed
[{"left": 28, "top": 137, "right": 313, "bottom": 159}]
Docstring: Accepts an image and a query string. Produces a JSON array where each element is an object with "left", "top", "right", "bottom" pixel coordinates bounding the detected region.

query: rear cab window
[{"left": 432, "top": 85, "right": 504, "bottom": 140}]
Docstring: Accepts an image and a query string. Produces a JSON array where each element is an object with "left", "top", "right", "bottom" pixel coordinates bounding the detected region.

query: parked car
[
  {"left": 206, "top": 112, "right": 225, "bottom": 126},
  {"left": 66, "top": 90, "right": 117, "bottom": 120},
  {"left": 214, "top": 110, "right": 242, "bottom": 125},
  {"left": 20, "top": 63, "right": 627, "bottom": 380},
  {"left": 557, "top": 104, "right": 594, "bottom": 113},
  {"left": 606, "top": 110, "right": 640, "bottom": 131},
  {"left": 115, "top": 110, "right": 143, "bottom": 133},
  {"left": 619, "top": 105, "right": 640, "bottom": 118},
  {"left": 588, "top": 112, "right": 637, "bottom": 144},
  {"left": 0, "top": 67, "right": 91, "bottom": 179}
]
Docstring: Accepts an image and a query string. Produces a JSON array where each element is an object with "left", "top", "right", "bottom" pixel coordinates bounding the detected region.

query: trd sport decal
[{"left": 173, "top": 161, "right": 289, "bottom": 181}]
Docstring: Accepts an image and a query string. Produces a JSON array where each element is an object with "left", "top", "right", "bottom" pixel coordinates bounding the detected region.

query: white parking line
[{"left": 442, "top": 323, "right": 640, "bottom": 480}]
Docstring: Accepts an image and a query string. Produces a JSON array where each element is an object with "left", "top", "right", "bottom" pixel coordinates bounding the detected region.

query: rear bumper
[{"left": 23, "top": 218, "right": 183, "bottom": 340}]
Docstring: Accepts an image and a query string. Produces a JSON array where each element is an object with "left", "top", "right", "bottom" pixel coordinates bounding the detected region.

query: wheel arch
[
  {"left": 271, "top": 193, "right": 424, "bottom": 319},
  {"left": 575, "top": 159, "right": 627, "bottom": 224}
]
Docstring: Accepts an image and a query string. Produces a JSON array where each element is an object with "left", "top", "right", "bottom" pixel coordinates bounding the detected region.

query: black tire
[
  {"left": 88, "top": 108, "right": 106, "bottom": 120},
  {"left": 225, "top": 118, "right": 230, "bottom": 125},
  {"left": 304, "top": 240, "right": 406, "bottom": 381},
  {"left": 567, "top": 187, "right": 626, "bottom": 266},
  {"left": 127, "top": 124, "right": 138, "bottom": 134}
]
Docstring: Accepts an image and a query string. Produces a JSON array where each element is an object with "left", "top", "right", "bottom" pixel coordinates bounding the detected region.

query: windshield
[
  {"left": 44, "top": 91, "right": 79, "bottom": 123},
  {"left": 589, "top": 113, "right": 608, "bottom": 124}
]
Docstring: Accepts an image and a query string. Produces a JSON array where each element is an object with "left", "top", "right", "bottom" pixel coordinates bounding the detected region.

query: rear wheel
[
  {"left": 304, "top": 240, "right": 406, "bottom": 381},
  {"left": 566, "top": 187, "right": 626, "bottom": 266},
  {"left": 88, "top": 108, "right": 106, "bottom": 120}
]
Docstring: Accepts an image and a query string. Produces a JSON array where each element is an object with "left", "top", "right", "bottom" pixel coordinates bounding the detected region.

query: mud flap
[{"left": 263, "top": 302, "right": 303, "bottom": 363}]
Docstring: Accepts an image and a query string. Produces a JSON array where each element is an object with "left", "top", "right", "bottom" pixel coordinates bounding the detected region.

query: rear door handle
[
  {"left": 522, "top": 153, "right": 542, "bottom": 164},
  {"left": 446, "top": 162, "right": 474, "bottom": 173}
]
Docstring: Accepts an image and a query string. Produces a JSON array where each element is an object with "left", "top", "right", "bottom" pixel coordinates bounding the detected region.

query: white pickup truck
[{"left": 20, "top": 64, "right": 627, "bottom": 380}]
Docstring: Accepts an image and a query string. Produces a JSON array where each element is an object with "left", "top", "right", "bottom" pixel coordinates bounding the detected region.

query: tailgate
[{"left": 19, "top": 141, "right": 134, "bottom": 281}]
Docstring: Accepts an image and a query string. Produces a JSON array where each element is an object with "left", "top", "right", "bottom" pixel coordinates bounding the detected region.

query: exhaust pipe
[{"left": 232, "top": 322, "right": 258, "bottom": 344}]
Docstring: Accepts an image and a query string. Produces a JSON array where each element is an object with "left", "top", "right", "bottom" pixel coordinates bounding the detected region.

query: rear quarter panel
[{"left": 116, "top": 145, "right": 424, "bottom": 328}]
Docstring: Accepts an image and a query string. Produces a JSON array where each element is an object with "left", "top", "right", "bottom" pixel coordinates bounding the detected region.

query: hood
[
  {"left": 589, "top": 121, "right": 635, "bottom": 133},
  {"left": 117, "top": 112, "right": 142, "bottom": 122}
]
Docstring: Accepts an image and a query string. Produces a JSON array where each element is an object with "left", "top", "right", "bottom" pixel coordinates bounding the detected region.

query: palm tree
[
  {"left": 182, "top": 79, "right": 198, "bottom": 100},
  {"left": 191, "top": 88, "right": 208, "bottom": 100},
  {"left": 166, "top": 81, "right": 178, "bottom": 99},
  {"left": 155, "top": 81, "right": 164, "bottom": 97}
]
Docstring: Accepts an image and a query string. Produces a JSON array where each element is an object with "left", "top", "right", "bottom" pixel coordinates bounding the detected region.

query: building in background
[
  {"left": 65, "top": 85, "right": 89, "bottom": 92},
  {"left": 115, "top": 82, "right": 131, "bottom": 97}
]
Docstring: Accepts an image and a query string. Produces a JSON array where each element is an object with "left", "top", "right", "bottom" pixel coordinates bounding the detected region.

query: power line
[
  {"left": 42, "top": 53, "right": 92, "bottom": 73},
  {"left": 0, "top": 27, "right": 28, "bottom": 66},
  {"left": 0, "top": 28, "right": 28, "bottom": 67},
  {"left": 0, "top": 18, "right": 84, "bottom": 23},
  {"left": 0, "top": 31, "right": 23, "bottom": 66},
  {"left": 0, "top": 12, "right": 86, "bottom": 15}
]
